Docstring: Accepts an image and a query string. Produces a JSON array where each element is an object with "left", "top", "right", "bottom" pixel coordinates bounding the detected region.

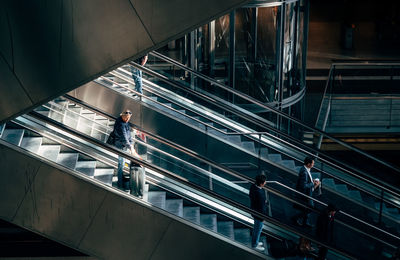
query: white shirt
[{"left": 304, "top": 165, "right": 314, "bottom": 191}]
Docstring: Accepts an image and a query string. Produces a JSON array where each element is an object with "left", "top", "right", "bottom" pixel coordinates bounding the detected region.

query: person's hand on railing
[{"left": 130, "top": 145, "right": 143, "bottom": 161}]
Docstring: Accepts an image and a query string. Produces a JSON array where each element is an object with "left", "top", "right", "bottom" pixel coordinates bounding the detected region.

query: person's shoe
[
  {"left": 253, "top": 245, "right": 265, "bottom": 252},
  {"left": 257, "top": 242, "right": 263, "bottom": 247}
]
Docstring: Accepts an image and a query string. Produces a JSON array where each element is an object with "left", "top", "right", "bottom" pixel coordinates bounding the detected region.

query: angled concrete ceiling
[{"left": 0, "top": 0, "right": 250, "bottom": 124}]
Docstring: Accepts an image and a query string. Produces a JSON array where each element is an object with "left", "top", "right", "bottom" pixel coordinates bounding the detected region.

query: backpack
[{"left": 106, "top": 131, "right": 116, "bottom": 145}]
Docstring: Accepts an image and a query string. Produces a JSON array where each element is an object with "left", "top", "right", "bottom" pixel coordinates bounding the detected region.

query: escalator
[
  {"left": 75, "top": 55, "right": 400, "bottom": 236},
  {"left": 3, "top": 94, "right": 396, "bottom": 259},
  {"left": 0, "top": 108, "right": 357, "bottom": 259},
  {"left": 63, "top": 57, "right": 400, "bottom": 255},
  {"left": 0, "top": 115, "right": 270, "bottom": 260}
]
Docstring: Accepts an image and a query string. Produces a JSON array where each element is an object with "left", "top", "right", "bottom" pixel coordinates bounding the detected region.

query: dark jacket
[
  {"left": 296, "top": 166, "right": 314, "bottom": 197},
  {"left": 249, "top": 184, "right": 267, "bottom": 220},
  {"left": 316, "top": 210, "right": 335, "bottom": 243},
  {"left": 114, "top": 117, "right": 133, "bottom": 149}
]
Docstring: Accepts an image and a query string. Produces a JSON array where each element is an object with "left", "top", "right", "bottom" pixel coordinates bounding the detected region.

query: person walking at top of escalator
[
  {"left": 112, "top": 109, "right": 142, "bottom": 194},
  {"left": 130, "top": 54, "right": 148, "bottom": 95},
  {"left": 249, "top": 173, "right": 269, "bottom": 252}
]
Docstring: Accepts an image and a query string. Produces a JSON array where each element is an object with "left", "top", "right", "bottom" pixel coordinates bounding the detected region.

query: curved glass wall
[{"left": 155, "top": 0, "right": 309, "bottom": 111}]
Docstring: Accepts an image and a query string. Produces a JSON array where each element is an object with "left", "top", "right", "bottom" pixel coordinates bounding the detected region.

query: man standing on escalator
[
  {"left": 113, "top": 109, "right": 143, "bottom": 197},
  {"left": 249, "top": 174, "right": 268, "bottom": 252}
]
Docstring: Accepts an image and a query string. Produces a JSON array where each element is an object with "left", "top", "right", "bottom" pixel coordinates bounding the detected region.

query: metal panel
[
  {"left": 131, "top": 0, "right": 250, "bottom": 43},
  {"left": 0, "top": 141, "right": 264, "bottom": 260},
  {"left": 11, "top": 155, "right": 107, "bottom": 248},
  {"left": 0, "top": 0, "right": 251, "bottom": 124},
  {"left": 0, "top": 142, "right": 41, "bottom": 221}
]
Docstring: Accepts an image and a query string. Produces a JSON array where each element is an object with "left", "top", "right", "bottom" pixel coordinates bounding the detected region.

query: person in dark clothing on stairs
[
  {"left": 316, "top": 203, "right": 337, "bottom": 260},
  {"left": 249, "top": 174, "right": 268, "bottom": 252},
  {"left": 292, "top": 156, "right": 320, "bottom": 228},
  {"left": 113, "top": 109, "right": 142, "bottom": 192}
]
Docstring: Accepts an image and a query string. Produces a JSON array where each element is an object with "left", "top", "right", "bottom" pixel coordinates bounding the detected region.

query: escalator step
[
  {"left": 241, "top": 141, "right": 255, "bottom": 153},
  {"left": 183, "top": 206, "right": 200, "bottom": 225},
  {"left": 94, "top": 168, "right": 114, "bottom": 186},
  {"left": 233, "top": 228, "right": 251, "bottom": 247},
  {"left": 217, "top": 221, "right": 234, "bottom": 239},
  {"left": 335, "top": 184, "right": 349, "bottom": 195},
  {"left": 281, "top": 160, "right": 295, "bottom": 170},
  {"left": 38, "top": 145, "right": 60, "bottom": 162},
  {"left": 56, "top": 153, "right": 79, "bottom": 170},
  {"left": 226, "top": 135, "right": 241, "bottom": 145},
  {"left": 1, "top": 129, "right": 25, "bottom": 146},
  {"left": 259, "top": 148, "right": 268, "bottom": 158},
  {"left": 20, "top": 137, "right": 42, "bottom": 154},
  {"left": 200, "top": 214, "right": 217, "bottom": 232},
  {"left": 165, "top": 199, "right": 183, "bottom": 217},
  {"left": 147, "top": 191, "right": 166, "bottom": 209},
  {"left": 348, "top": 190, "right": 363, "bottom": 202},
  {"left": 268, "top": 154, "right": 282, "bottom": 163},
  {"left": 75, "top": 161, "right": 96, "bottom": 177},
  {"left": 322, "top": 178, "right": 335, "bottom": 188}
]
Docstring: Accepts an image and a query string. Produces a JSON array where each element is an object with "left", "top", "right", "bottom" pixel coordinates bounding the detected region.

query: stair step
[
  {"left": 259, "top": 148, "right": 268, "bottom": 158},
  {"left": 335, "top": 184, "right": 349, "bottom": 194},
  {"left": 20, "top": 137, "right": 42, "bottom": 154},
  {"left": 322, "top": 178, "right": 335, "bottom": 188},
  {"left": 75, "top": 161, "right": 97, "bottom": 177},
  {"left": 183, "top": 206, "right": 200, "bottom": 225},
  {"left": 56, "top": 153, "right": 79, "bottom": 170},
  {"left": 200, "top": 214, "right": 217, "bottom": 232},
  {"left": 348, "top": 190, "right": 363, "bottom": 202},
  {"left": 217, "top": 221, "right": 234, "bottom": 239},
  {"left": 234, "top": 228, "right": 251, "bottom": 247},
  {"left": 147, "top": 191, "right": 166, "bottom": 209},
  {"left": 165, "top": 199, "right": 183, "bottom": 217},
  {"left": 94, "top": 168, "right": 114, "bottom": 186},
  {"left": 241, "top": 141, "right": 255, "bottom": 153},
  {"left": 226, "top": 135, "right": 241, "bottom": 144},
  {"left": 268, "top": 154, "right": 282, "bottom": 163},
  {"left": 1, "top": 129, "right": 25, "bottom": 146},
  {"left": 38, "top": 145, "right": 60, "bottom": 162},
  {"left": 281, "top": 160, "right": 295, "bottom": 170}
]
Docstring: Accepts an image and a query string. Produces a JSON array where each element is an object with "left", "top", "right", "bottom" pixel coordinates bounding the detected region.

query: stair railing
[
  {"left": 21, "top": 111, "right": 360, "bottom": 259},
  {"left": 42, "top": 96, "right": 400, "bottom": 245},
  {"left": 20, "top": 110, "right": 398, "bottom": 258},
  {"left": 122, "top": 61, "right": 400, "bottom": 206}
]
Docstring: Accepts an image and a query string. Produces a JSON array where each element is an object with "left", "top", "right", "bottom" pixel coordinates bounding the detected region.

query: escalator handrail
[
  {"left": 109, "top": 65, "right": 400, "bottom": 209},
  {"left": 61, "top": 94, "right": 328, "bottom": 205},
  {"left": 149, "top": 51, "right": 400, "bottom": 175},
  {"left": 23, "top": 111, "right": 359, "bottom": 258},
  {"left": 77, "top": 75, "right": 399, "bottom": 211},
  {"left": 127, "top": 61, "right": 400, "bottom": 201},
  {"left": 41, "top": 97, "right": 400, "bottom": 243}
]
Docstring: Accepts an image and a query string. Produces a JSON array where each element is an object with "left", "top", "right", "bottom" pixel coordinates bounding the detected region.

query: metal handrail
[
  {"left": 315, "top": 66, "right": 334, "bottom": 130},
  {"left": 59, "top": 95, "right": 400, "bottom": 242},
  {"left": 127, "top": 61, "right": 400, "bottom": 201},
  {"left": 102, "top": 63, "right": 400, "bottom": 211},
  {"left": 22, "top": 111, "right": 358, "bottom": 259},
  {"left": 22, "top": 112, "right": 397, "bottom": 257},
  {"left": 150, "top": 51, "right": 400, "bottom": 174},
  {"left": 63, "top": 94, "right": 400, "bottom": 210}
]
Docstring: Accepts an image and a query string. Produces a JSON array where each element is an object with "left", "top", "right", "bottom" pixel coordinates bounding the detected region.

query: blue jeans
[
  {"left": 251, "top": 218, "right": 263, "bottom": 247},
  {"left": 130, "top": 67, "right": 143, "bottom": 94},
  {"left": 116, "top": 145, "right": 128, "bottom": 189}
]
